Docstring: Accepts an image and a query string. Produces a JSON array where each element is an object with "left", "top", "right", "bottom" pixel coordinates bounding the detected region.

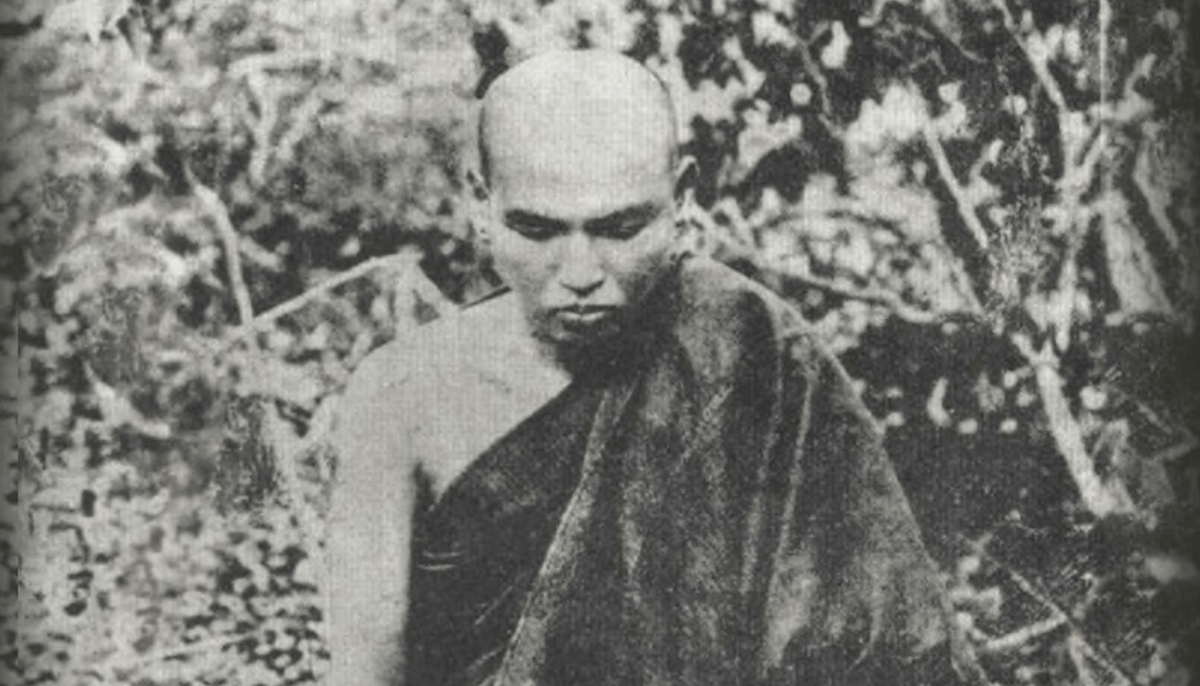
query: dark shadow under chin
[
  {"left": 556, "top": 329, "right": 654, "bottom": 382},
  {"left": 549, "top": 256, "right": 687, "bottom": 382}
]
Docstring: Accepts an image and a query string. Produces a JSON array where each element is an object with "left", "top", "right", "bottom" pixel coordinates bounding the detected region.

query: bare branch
[
  {"left": 980, "top": 547, "right": 1136, "bottom": 686},
  {"left": 1132, "top": 127, "right": 1181, "bottom": 250},
  {"left": 232, "top": 253, "right": 411, "bottom": 340},
  {"left": 1068, "top": 630, "right": 1133, "bottom": 686},
  {"left": 275, "top": 87, "right": 329, "bottom": 171},
  {"left": 228, "top": 51, "right": 324, "bottom": 80},
  {"left": 227, "top": 45, "right": 472, "bottom": 83},
  {"left": 228, "top": 249, "right": 451, "bottom": 344},
  {"left": 979, "top": 616, "right": 1068, "bottom": 654},
  {"left": 1068, "top": 632, "right": 1103, "bottom": 686},
  {"left": 1061, "top": 126, "right": 1109, "bottom": 200},
  {"left": 1097, "top": 0, "right": 1113, "bottom": 114},
  {"left": 1012, "top": 334, "right": 1137, "bottom": 518},
  {"left": 244, "top": 71, "right": 278, "bottom": 188},
  {"left": 793, "top": 33, "right": 836, "bottom": 126},
  {"left": 989, "top": 0, "right": 1068, "bottom": 112},
  {"left": 1151, "top": 432, "right": 1199, "bottom": 464},
  {"left": 761, "top": 263, "right": 978, "bottom": 325},
  {"left": 753, "top": 198, "right": 986, "bottom": 314},
  {"left": 188, "top": 169, "right": 254, "bottom": 326},
  {"left": 922, "top": 125, "right": 990, "bottom": 250},
  {"left": 984, "top": 545, "right": 1070, "bottom": 620},
  {"left": 238, "top": 234, "right": 285, "bottom": 272}
]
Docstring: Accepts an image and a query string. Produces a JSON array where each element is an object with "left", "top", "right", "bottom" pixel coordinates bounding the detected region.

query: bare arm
[{"left": 325, "top": 353, "right": 417, "bottom": 686}]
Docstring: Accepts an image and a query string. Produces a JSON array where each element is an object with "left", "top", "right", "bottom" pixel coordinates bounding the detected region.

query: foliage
[{"left": 4, "top": 0, "right": 1197, "bottom": 684}]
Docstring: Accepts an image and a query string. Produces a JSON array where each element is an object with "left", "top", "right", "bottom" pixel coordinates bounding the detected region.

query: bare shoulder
[
  {"left": 332, "top": 308, "right": 477, "bottom": 468},
  {"left": 338, "top": 293, "right": 569, "bottom": 496},
  {"left": 333, "top": 296, "right": 543, "bottom": 462}
]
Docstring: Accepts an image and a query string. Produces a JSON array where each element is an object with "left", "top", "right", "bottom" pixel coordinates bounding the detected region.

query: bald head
[{"left": 477, "top": 50, "right": 679, "bottom": 190}]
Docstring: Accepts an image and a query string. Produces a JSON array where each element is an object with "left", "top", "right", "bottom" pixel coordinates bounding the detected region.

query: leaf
[
  {"left": 926, "top": 377, "right": 953, "bottom": 427},
  {"left": 845, "top": 82, "right": 931, "bottom": 162},
  {"left": 820, "top": 21, "right": 851, "bottom": 69},
  {"left": 848, "top": 169, "right": 943, "bottom": 243},
  {"left": 1145, "top": 554, "right": 1198, "bottom": 584},
  {"left": 734, "top": 105, "right": 802, "bottom": 183},
  {"left": 834, "top": 232, "right": 875, "bottom": 279},
  {"left": 236, "top": 353, "right": 324, "bottom": 409},
  {"left": 44, "top": 0, "right": 131, "bottom": 42},
  {"left": 751, "top": 11, "right": 797, "bottom": 48}
]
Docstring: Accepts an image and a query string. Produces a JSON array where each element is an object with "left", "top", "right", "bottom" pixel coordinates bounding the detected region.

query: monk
[{"left": 326, "top": 50, "right": 987, "bottom": 686}]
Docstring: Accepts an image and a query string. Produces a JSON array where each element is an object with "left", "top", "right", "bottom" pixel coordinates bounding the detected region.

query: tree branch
[
  {"left": 922, "top": 124, "right": 990, "bottom": 250},
  {"left": 762, "top": 263, "right": 978, "bottom": 325},
  {"left": 228, "top": 250, "right": 451, "bottom": 344},
  {"left": 979, "top": 615, "right": 1068, "bottom": 654},
  {"left": 979, "top": 546, "right": 1136, "bottom": 686},
  {"left": 1061, "top": 126, "right": 1109, "bottom": 201},
  {"left": 752, "top": 204, "right": 985, "bottom": 317},
  {"left": 275, "top": 88, "right": 328, "bottom": 171},
  {"left": 243, "top": 71, "right": 278, "bottom": 189},
  {"left": 1132, "top": 127, "right": 1180, "bottom": 250},
  {"left": 231, "top": 253, "right": 410, "bottom": 341},
  {"left": 1012, "top": 334, "right": 1137, "bottom": 518},
  {"left": 188, "top": 169, "right": 254, "bottom": 326},
  {"left": 989, "top": 0, "right": 1068, "bottom": 112},
  {"left": 793, "top": 32, "right": 836, "bottom": 125},
  {"left": 1151, "top": 431, "right": 1198, "bottom": 464}
]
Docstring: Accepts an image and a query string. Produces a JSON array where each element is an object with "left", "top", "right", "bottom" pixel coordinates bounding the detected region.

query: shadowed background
[{"left": 3, "top": 0, "right": 1197, "bottom": 684}]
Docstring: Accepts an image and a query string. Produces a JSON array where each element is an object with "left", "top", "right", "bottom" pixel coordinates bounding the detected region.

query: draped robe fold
[{"left": 392, "top": 258, "right": 984, "bottom": 686}]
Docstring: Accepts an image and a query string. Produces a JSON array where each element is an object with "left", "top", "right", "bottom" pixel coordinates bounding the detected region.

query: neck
[
  {"left": 482, "top": 260, "right": 683, "bottom": 384},
  {"left": 477, "top": 295, "right": 573, "bottom": 395}
]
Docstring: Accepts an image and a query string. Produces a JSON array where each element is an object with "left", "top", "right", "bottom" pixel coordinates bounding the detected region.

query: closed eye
[
  {"left": 508, "top": 222, "right": 560, "bottom": 240},
  {"left": 503, "top": 210, "right": 566, "bottom": 241},
  {"left": 590, "top": 220, "right": 650, "bottom": 240},
  {"left": 584, "top": 202, "right": 666, "bottom": 241}
]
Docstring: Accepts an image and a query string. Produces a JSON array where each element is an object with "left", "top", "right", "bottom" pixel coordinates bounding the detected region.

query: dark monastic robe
[{"left": 402, "top": 258, "right": 986, "bottom": 686}]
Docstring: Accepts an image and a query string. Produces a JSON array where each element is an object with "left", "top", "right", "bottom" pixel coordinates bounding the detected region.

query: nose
[{"left": 557, "top": 231, "right": 605, "bottom": 295}]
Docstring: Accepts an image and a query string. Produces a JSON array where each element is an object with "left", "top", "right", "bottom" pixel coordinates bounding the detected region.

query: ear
[
  {"left": 465, "top": 169, "right": 493, "bottom": 250},
  {"left": 466, "top": 168, "right": 490, "bottom": 203},
  {"left": 671, "top": 156, "right": 703, "bottom": 255},
  {"left": 672, "top": 156, "right": 699, "bottom": 237},
  {"left": 673, "top": 155, "right": 698, "bottom": 205}
]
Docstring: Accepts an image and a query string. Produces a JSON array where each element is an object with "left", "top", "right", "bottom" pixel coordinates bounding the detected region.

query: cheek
[{"left": 491, "top": 237, "right": 557, "bottom": 295}]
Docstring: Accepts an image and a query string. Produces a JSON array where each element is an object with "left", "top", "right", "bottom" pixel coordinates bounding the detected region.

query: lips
[{"left": 553, "top": 305, "right": 618, "bottom": 330}]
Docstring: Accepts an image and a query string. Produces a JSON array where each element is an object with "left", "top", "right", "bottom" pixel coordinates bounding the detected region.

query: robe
[{"left": 396, "top": 257, "right": 986, "bottom": 686}]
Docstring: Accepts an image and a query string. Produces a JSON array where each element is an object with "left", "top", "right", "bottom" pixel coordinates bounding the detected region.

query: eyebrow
[
  {"left": 582, "top": 202, "right": 665, "bottom": 232},
  {"left": 502, "top": 209, "right": 567, "bottom": 233},
  {"left": 502, "top": 202, "right": 665, "bottom": 234}
]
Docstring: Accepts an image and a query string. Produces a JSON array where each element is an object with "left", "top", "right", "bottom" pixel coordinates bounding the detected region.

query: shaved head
[
  {"left": 471, "top": 51, "right": 687, "bottom": 365},
  {"left": 477, "top": 50, "right": 678, "bottom": 188}
]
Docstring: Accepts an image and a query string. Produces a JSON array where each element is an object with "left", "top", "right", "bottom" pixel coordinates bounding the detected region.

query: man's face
[{"left": 483, "top": 111, "right": 679, "bottom": 353}]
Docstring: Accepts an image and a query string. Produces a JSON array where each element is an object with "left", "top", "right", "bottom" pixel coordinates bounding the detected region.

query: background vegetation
[{"left": 4, "top": 0, "right": 1196, "bottom": 684}]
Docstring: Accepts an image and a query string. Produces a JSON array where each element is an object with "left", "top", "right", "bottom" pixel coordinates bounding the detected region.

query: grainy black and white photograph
[{"left": 3, "top": 0, "right": 1197, "bottom": 684}]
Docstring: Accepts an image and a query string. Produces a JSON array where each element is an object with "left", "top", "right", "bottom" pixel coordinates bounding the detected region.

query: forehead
[
  {"left": 489, "top": 124, "right": 673, "bottom": 219},
  {"left": 487, "top": 100, "right": 676, "bottom": 218}
]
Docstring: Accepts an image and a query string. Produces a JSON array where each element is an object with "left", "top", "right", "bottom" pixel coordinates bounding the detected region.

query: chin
[
  {"left": 547, "top": 322, "right": 621, "bottom": 349},
  {"left": 548, "top": 320, "right": 661, "bottom": 380}
]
